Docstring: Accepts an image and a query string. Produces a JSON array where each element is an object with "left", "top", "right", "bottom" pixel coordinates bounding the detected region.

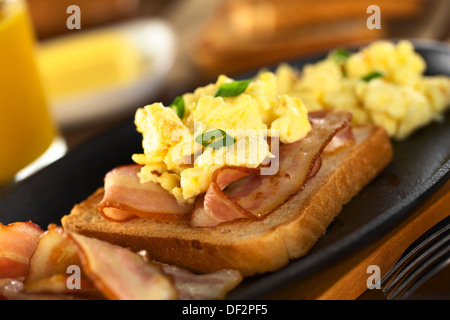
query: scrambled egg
[
  {"left": 133, "top": 73, "right": 311, "bottom": 204},
  {"left": 276, "top": 40, "right": 450, "bottom": 139},
  {"left": 132, "top": 40, "right": 450, "bottom": 203}
]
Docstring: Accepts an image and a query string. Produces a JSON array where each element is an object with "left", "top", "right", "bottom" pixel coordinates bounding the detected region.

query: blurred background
[{"left": 25, "top": 0, "right": 450, "bottom": 149}]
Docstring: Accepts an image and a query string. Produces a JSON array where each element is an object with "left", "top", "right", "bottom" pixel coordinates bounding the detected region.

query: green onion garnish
[
  {"left": 169, "top": 96, "right": 185, "bottom": 119},
  {"left": 195, "top": 129, "right": 236, "bottom": 150},
  {"left": 331, "top": 48, "right": 350, "bottom": 64},
  {"left": 361, "top": 71, "right": 384, "bottom": 82},
  {"left": 214, "top": 79, "right": 251, "bottom": 98}
]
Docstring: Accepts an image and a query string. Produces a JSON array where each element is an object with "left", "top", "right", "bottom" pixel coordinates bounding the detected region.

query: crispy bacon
[
  {"left": 0, "top": 221, "right": 43, "bottom": 279},
  {"left": 190, "top": 111, "right": 352, "bottom": 227},
  {"left": 99, "top": 164, "right": 193, "bottom": 222}
]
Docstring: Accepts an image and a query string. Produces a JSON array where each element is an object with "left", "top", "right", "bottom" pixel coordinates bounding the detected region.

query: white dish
[{"left": 42, "top": 19, "right": 176, "bottom": 129}]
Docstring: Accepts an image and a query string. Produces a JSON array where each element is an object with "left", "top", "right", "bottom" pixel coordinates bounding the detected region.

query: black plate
[{"left": 0, "top": 40, "right": 449, "bottom": 299}]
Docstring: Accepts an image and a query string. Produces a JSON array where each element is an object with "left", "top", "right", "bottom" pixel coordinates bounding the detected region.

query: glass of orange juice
[{"left": 0, "top": 0, "right": 66, "bottom": 185}]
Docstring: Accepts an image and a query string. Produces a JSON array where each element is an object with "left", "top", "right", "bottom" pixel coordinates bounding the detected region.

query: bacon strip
[
  {"left": 190, "top": 111, "right": 352, "bottom": 227},
  {"left": 24, "top": 225, "right": 97, "bottom": 296},
  {"left": 323, "top": 123, "right": 355, "bottom": 154},
  {"left": 0, "top": 278, "right": 87, "bottom": 300},
  {"left": 99, "top": 164, "right": 193, "bottom": 222},
  {"left": 1, "top": 224, "right": 243, "bottom": 300},
  {"left": 161, "top": 264, "right": 243, "bottom": 300},
  {"left": 68, "top": 232, "right": 178, "bottom": 300},
  {"left": 190, "top": 167, "right": 258, "bottom": 227},
  {"left": 0, "top": 221, "right": 43, "bottom": 279}
]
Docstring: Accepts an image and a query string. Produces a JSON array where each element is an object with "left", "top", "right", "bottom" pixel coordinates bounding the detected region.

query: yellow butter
[{"left": 38, "top": 30, "right": 143, "bottom": 100}]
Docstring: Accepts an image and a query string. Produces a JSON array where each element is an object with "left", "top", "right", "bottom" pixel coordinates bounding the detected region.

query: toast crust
[{"left": 62, "top": 125, "right": 393, "bottom": 276}]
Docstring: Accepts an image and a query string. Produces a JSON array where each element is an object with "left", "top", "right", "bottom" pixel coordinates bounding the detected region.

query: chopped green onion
[
  {"left": 214, "top": 79, "right": 251, "bottom": 98},
  {"left": 331, "top": 48, "right": 350, "bottom": 64},
  {"left": 361, "top": 71, "right": 384, "bottom": 82},
  {"left": 169, "top": 96, "right": 185, "bottom": 119},
  {"left": 195, "top": 129, "right": 236, "bottom": 150}
]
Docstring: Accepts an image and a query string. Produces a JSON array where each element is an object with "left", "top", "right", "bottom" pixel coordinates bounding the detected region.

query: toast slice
[{"left": 61, "top": 124, "right": 393, "bottom": 276}]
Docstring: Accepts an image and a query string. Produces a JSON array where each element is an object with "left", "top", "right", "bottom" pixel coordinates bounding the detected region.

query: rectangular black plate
[{"left": 0, "top": 40, "right": 449, "bottom": 299}]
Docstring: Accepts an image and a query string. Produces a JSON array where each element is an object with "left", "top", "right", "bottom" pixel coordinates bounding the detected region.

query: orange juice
[{"left": 0, "top": 0, "right": 57, "bottom": 184}]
